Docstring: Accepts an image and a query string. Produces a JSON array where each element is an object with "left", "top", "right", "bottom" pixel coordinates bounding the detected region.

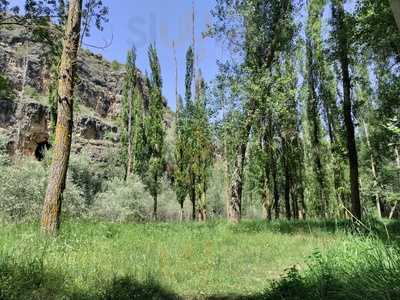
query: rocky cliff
[{"left": 0, "top": 25, "right": 157, "bottom": 161}]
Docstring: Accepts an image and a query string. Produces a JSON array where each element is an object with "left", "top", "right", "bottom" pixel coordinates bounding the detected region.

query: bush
[
  {"left": 91, "top": 176, "right": 151, "bottom": 222},
  {"left": 0, "top": 151, "right": 86, "bottom": 222}
]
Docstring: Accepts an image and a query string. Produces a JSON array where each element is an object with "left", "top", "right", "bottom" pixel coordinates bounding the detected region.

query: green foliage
[
  {"left": 92, "top": 176, "right": 151, "bottom": 222},
  {"left": 144, "top": 44, "right": 165, "bottom": 202},
  {"left": 0, "top": 154, "right": 85, "bottom": 222},
  {"left": 111, "top": 60, "right": 121, "bottom": 71},
  {"left": 0, "top": 74, "right": 14, "bottom": 100}
]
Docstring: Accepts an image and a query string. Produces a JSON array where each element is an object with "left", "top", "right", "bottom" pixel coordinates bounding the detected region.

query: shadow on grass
[
  {"left": 0, "top": 257, "right": 178, "bottom": 300},
  {"left": 1, "top": 256, "right": 400, "bottom": 300}
]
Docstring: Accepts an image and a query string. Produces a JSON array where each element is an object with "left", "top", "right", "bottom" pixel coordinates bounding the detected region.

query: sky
[{"left": 83, "top": 0, "right": 223, "bottom": 111}]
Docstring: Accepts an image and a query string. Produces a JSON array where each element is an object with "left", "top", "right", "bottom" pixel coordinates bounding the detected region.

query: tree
[
  {"left": 120, "top": 48, "right": 138, "bottom": 178},
  {"left": 41, "top": 0, "right": 83, "bottom": 235},
  {"left": 331, "top": 0, "right": 362, "bottom": 220},
  {"left": 145, "top": 44, "right": 165, "bottom": 220},
  {"left": 305, "top": 0, "right": 330, "bottom": 218},
  {"left": 193, "top": 74, "right": 213, "bottom": 221},
  {"left": 208, "top": 0, "right": 295, "bottom": 223},
  {"left": 184, "top": 46, "right": 197, "bottom": 220}
]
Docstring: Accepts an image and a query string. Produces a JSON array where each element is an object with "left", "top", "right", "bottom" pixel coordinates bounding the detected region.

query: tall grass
[
  {"left": 0, "top": 220, "right": 399, "bottom": 299},
  {"left": 263, "top": 237, "right": 400, "bottom": 300},
  {"left": 0, "top": 219, "right": 347, "bottom": 299}
]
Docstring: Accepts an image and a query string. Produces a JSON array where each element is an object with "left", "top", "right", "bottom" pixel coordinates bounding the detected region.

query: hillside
[{"left": 0, "top": 25, "right": 172, "bottom": 162}]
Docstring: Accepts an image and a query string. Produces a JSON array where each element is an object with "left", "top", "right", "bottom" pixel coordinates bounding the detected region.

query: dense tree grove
[
  {"left": 0, "top": 0, "right": 399, "bottom": 230},
  {"left": 205, "top": 0, "right": 399, "bottom": 222}
]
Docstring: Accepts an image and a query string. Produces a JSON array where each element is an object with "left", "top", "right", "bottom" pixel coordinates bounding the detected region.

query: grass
[{"left": 0, "top": 219, "right": 399, "bottom": 299}]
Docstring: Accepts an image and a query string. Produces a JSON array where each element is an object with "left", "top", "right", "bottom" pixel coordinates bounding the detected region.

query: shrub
[
  {"left": 0, "top": 152, "right": 86, "bottom": 222},
  {"left": 92, "top": 176, "right": 152, "bottom": 222}
]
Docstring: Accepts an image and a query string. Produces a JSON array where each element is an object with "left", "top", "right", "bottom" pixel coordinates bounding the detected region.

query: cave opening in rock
[{"left": 35, "top": 141, "right": 51, "bottom": 161}]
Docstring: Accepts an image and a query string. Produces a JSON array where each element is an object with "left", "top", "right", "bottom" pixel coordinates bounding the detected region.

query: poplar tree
[
  {"left": 331, "top": 0, "right": 362, "bottom": 220},
  {"left": 305, "top": 0, "right": 330, "bottom": 218},
  {"left": 120, "top": 48, "right": 137, "bottom": 178},
  {"left": 145, "top": 44, "right": 165, "bottom": 220}
]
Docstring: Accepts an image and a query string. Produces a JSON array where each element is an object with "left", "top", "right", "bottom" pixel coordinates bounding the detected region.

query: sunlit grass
[{"left": 0, "top": 219, "right": 398, "bottom": 299}]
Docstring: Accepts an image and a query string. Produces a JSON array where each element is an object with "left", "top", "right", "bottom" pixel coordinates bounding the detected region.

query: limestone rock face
[
  {"left": 0, "top": 99, "right": 50, "bottom": 157},
  {"left": 0, "top": 26, "right": 136, "bottom": 118},
  {"left": 0, "top": 26, "right": 125, "bottom": 160},
  {"left": 0, "top": 25, "right": 170, "bottom": 162},
  {"left": 76, "top": 116, "right": 118, "bottom": 141}
]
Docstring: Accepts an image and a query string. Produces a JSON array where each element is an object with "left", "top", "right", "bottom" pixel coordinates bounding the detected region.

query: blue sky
[{"left": 83, "top": 0, "right": 222, "bottom": 111}]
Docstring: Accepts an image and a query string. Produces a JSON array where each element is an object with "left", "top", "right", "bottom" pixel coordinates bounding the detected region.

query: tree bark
[
  {"left": 41, "top": 0, "right": 83, "bottom": 235},
  {"left": 179, "top": 202, "right": 184, "bottom": 222},
  {"left": 228, "top": 123, "right": 250, "bottom": 223},
  {"left": 272, "top": 158, "right": 280, "bottom": 219},
  {"left": 390, "top": 0, "right": 400, "bottom": 33},
  {"left": 153, "top": 194, "right": 158, "bottom": 221},
  {"left": 190, "top": 178, "right": 196, "bottom": 221},
  {"left": 283, "top": 153, "right": 291, "bottom": 221},
  {"left": 333, "top": 1, "right": 362, "bottom": 221}
]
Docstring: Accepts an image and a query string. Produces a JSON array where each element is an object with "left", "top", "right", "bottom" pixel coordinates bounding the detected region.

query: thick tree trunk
[
  {"left": 333, "top": 1, "right": 362, "bottom": 221},
  {"left": 390, "top": 0, "right": 400, "bottom": 33},
  {"left": 228, "top": 126, "right": 250, "bottom": 223},
  {"left": 228, "top": 149, "right": 244, "bottom": 223},
  {"left": 41, "top": 0, "right": 82, "bottom": 235},
  {"left": 261, "top": 185, "right": 273, "bottom": 221}
]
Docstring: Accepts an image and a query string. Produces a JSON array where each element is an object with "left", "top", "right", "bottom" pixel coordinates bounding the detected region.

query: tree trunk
[
  {"left": 41, "top": 0, "right": 82, "bottom": 235},
  {"left": 390, "top": 0, "right": 400, "bottom": 33},
  {"left": 228, "top": 129, "right": 249, "bottom": 223},
  {"left": 306, "top": 37, "right": 328, "bottom": 218},
  {"left": 190, "top": 179, "right": 196, "bottom": 221},
  {"left": 389, "top": 202, "right": 398, "bottom": 219},
  {"left": 153, "top": 193, "right": 158, "bottom": 221},
  {"left": 283, "top": 156, "right": 291, "bottom": 220},
  {"left": 272, "top": 158, "right": 280, "bottom": 219},
  {"left": 179, "top": 202, "right": 184, "bottom": 222},
  {"left": 333, "top": 1, "right": 362, "bottom": 221}
]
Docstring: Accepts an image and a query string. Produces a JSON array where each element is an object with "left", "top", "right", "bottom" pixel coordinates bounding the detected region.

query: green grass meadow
[{"left": 0, "top": 219, "right": 399, "bottom": 299}]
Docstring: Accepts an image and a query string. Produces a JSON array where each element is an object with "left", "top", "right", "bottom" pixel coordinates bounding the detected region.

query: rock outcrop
[
  {"left": 0, "top": 25, "right": 126, "bottom": 160},
  {"left": 0, "top": 25, "right": 171, "bottom": 161}
]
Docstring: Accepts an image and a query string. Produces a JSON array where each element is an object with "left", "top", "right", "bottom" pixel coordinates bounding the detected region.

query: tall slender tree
[
  {"left": 41, "top": 0, "right": 83, "bottom": 235},
  {"left": 145, "top": 44, "right": 165, "bottom": 220},
  {"left": 332, "top": 0, "right": 362, "bottom": 220}
]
